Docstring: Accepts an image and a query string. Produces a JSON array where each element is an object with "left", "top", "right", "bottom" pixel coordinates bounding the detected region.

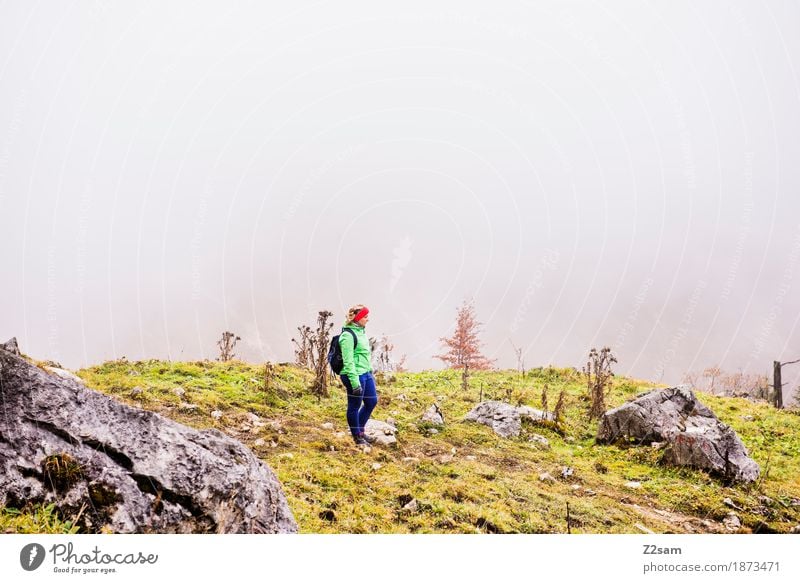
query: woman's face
[{"left": 356, "top": 314, "right": 369, "bottom": 327}]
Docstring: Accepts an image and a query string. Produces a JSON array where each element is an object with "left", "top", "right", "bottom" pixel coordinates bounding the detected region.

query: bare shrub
[
  {"left": 217, "top": 331, "right": 240, "bottom": 362},
  {"left": 584, "top": 347, "right": 617, "bottom": 420}
]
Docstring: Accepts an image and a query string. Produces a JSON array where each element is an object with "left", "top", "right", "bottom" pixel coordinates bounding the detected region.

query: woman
[{"left": 338, "top": 304, "right": 378, "bottom": 446}]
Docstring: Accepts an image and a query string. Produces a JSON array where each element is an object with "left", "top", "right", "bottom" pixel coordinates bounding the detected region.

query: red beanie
[{"left": 353, "top": 307, "right": 369, "bottom": 322}]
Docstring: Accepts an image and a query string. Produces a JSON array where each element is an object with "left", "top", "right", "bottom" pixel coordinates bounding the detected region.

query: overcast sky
[{"left": 2, "top": 1, "right": 799, "bottom": 397}]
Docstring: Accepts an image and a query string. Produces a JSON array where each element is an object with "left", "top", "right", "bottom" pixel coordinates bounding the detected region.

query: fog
[{"left": 1, "top": 1, "right": 799, "bottom": 401}]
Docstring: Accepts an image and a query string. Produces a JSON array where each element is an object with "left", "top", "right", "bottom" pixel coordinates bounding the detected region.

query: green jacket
[{"left": 339, "top": 323, "right": 371, "bottom": 389}]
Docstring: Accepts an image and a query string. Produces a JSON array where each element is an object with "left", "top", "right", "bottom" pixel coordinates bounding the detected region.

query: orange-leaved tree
[{"left": 435, "top": 300, "right": 495, "bottom": 391}]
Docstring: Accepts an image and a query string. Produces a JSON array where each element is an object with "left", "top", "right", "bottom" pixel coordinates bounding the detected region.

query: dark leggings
[{"left": 340, "top": 371, "right": 378, "bottom": 437}]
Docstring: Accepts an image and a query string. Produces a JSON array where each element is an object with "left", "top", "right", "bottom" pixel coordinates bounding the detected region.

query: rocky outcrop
[
  {"left": 464, "top": 401, "right": 556, "bottom": 438},
  {"left": 465, "top": 401, "right": 521, "bottom": 437},
  {"left": 0, "top": 339, "right": 297, "bottom": 533},
  {"left": 597, "top": 386, "right": 760, "bottom": 483}
]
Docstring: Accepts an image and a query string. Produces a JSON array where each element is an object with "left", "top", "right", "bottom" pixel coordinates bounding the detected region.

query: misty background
[{"left": 1, "top": 1, "right": 799, "bottom": 401}]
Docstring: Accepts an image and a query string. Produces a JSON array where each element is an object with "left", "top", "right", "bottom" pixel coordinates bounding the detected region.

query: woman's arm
[{"left": 339, "top": 330, "right": 360, "bottom": 391}]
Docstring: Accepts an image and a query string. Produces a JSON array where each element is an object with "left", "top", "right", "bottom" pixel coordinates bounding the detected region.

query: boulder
[
  {"left": 364, "top": 419, "right": 397, "bottom": 446},
  {"left": 464, "top": 401, "right": 556, "bottom": 438},
  {"left": 0, "top": 340, "right": 297, "bottom": 533},
  {"left": 597, "top": 386, "right": 760, "bottom": 483},
  {"left": 421, "top": 404, "right": 445, "bottom": 426}
]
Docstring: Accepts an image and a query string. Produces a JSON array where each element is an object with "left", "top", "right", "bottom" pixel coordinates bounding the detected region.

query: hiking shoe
[{"left": 353, "top": 435, "right": 368, "bottom": 446}]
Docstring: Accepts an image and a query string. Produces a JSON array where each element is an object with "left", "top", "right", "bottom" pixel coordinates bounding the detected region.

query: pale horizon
[{"left": 2, "top": 1, "right": 799, "bottom": 400}]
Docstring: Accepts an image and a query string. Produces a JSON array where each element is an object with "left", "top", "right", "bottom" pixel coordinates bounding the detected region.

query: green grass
[
  {"left": 1, "top": 504, "right": 79, "bottom": 534},
  {"left": 4, "top": 360, "right": 799, "bottom": 533}
]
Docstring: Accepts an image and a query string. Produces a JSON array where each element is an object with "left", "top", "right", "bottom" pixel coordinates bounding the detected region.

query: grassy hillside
[{"left": 4, "top": 359, "right": 800, "bottom": 534}]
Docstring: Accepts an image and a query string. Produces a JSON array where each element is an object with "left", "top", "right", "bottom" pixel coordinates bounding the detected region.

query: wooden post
[{"left": 773, "top": 360, "right": 783, "bottom": 409}]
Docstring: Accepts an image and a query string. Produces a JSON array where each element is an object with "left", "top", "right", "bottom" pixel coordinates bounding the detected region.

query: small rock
[
  {"left": 758, "top": 496, "right": 772, "bottom": 505},
  {"left": 437, "top": 454, "right": 454, "bottom": 464},
  {"left": 565, "top": 436, "right": 575, "bottom": 443},
  {"left": 402, "top": 499, "right": 418, "bottom": 512},
  {"left": 211, "top": 410, "right": 223, "bottom": 420},
  {"left": 321, "top": 422, "right": 334, "bottom": 430},
  {"left": 723, "top": 513, "right": 741, "bottom": 531},
  {"left": 465, "top": 455, "right": 477, "bottom": 461},
  {"left": 427, "top": 428, "right": 439, "bottom": 435},
  {"left": 172, "top": 387, "right": 186, "bottom": 398},
  {"left": 539, "top": 472, "right": 556, "bottom": 483},
  {"left": 529, "top": 434, "right": 550, "bottom": 449},
  {"left": 401, "top": 457, "right": 419, "bottom": 463},
  {"left": 270, "top": 440, "right": 278, "bottom": 448},
  {"left": 790, "top": 525, "right": 800, "bottom": 534},
  {"left": 329, "top": 446, "right": 335, "bottom": 452},
  {"left": 254, "top": 438, "right": 266, "bottom": 447},
  {"left": 386, "top": 417, "right": 397, "bottom": 428},
  {"left": 571, "top": 484, "right": 582, "bottom": 491},
  {"left": 723, "top": 497, "right": 743, "bottom": 511},
  {"left": 790, "top": 499, "right": 800, "bottom": 507},
  {"left": 560, "top": 467, "right": 574, "bottom": 480},
  {"left": 364, "top": 419, "right": 398, "bottom": 447},
  {"left": 584, "top": 489, "right": 597, "bottom": 496},
  {"left": 278, "top": 453, "right": 294, "bottom": 460},
  {"left": 130, "top": 387, "right": 144, "bottom": 397},
  {"left": 178, "top": 403, "right": 199, "bottom": 411},
  {"left": 625, "top": 481, "right": 642, "bottom": 489},
  {"left": 741, "top": 415, "right": 755, "bottom": 421},
  {"left": 334, "top": 432, "right": 347, "bottom": 439},
  {"left": 651, "top": 441, "right": 666, "bottom": 450},
  {"left": 421, "top": 404, "right": 445, "bottom": 426},
  {"left": 371, "top": 463, "right": 382, "bottom": 471}
]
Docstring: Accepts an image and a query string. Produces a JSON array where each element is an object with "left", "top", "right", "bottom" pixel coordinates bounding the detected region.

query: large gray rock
[
  {"left": 464, "top": 401, "right": 556, "bottom": 438},
  {"left": 464, "top": 401, "right": 521, "bottom": 438},
  {"left": 597, "top": 386, "right": 760, "bottom": 483},
  {"left": 0, "top": 339, "right": 297, "bottom": 533}
]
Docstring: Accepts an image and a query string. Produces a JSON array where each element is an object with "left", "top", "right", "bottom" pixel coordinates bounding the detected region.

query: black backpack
[{"left": 327, "top": 328, "right": 357, "bottom": 374}]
